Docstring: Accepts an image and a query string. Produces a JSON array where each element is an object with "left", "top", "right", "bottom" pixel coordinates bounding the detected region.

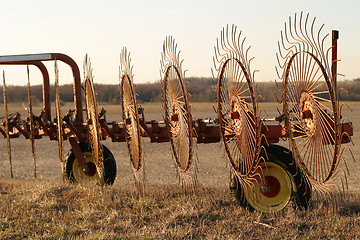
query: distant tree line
[{"left": 1, "top": 77, "right": 360, "bottom": 104}]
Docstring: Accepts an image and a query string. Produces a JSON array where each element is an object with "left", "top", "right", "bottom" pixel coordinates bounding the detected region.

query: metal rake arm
[{"left": 0, "top": 53, "right": 83, "bottom": 124}]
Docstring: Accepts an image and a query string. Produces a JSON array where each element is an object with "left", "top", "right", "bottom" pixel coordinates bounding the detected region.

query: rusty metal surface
[
  {"left": 51, "top": 53, "right": 83, "bottom": 124},
  {"left": 68, "top": 137, "right": 88, "bottom": 173},
  {"left": 119, "top": 47, "right": 145, "bottom": 192}
]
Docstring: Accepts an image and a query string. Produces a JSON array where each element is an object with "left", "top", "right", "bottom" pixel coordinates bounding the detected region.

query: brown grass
[{"left": 1, "top": 180, "right": 360, "bottom": 239}]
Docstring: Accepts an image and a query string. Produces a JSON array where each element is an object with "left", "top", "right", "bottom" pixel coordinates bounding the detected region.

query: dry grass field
[{"left": 0, "top": 101, "right": 359, "bottom": 239}]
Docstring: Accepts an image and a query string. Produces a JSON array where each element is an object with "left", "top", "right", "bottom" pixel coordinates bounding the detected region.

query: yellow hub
[
  {"left": 72, "top": 152, "right": 99, "bottom": 183},
  {"left": 244, "top": 162, "right": 292, "bottom": 213}
]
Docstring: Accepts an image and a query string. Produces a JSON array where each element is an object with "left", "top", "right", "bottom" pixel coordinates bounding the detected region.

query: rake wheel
[
  {"left": 217, "top": 58, "right": 260, "bottom": 176},
  {"left": 214, "top": 25, "right": 262, "bottom": 179},
  {"left": 277, "top": 13, "right": 344, "bottom": 201},
  {"left": 120, "top": 48, "right": 143, "bottom": 172},
  {"left": 84, "top": 55, "right": 104, "bottom": 184},
  {"left": 161, "top": 36, "right": 194, "bottom": 173},
  {"left": 283, "top": 51, "right": 338, "bottom": 184}
]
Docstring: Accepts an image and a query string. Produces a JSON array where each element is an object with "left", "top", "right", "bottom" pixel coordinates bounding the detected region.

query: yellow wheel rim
[
  {"left": 245, "top": 162, "right": 292, "bottom": 213},
  {"left": 72, "top": 152, "right": 99, "bottom": 183}
]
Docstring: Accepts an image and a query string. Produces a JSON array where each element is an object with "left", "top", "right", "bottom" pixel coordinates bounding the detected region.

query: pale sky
[{"left": 0, "top": 0, "right": 359, "bottom": 86}]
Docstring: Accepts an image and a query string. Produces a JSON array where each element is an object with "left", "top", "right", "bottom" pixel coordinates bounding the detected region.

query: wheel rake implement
[{"left": 0, "top": 12, "right": 354, "bottom": 213}]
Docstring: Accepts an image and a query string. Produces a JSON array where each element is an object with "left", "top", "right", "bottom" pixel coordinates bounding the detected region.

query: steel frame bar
[
  {"left": 34, "top": 116, "right": 55, "bottom": 140},
  {"left": 99, "top": 119, "right": 117, "bottom": 142},
  {"left": 331, "top": 30, "right": 339, "bottom": 91},
  {"left": 63, "top": 114, "right": 85, "bottom": 142},
  {"left": 139, "top": 119, "right": 157, "bottom": 142},
  {"left": 0, "top": 53, "right": 83, "bottom": 124},
  {"left": 0, "top": 115, "right": 353, "bottom": 145},
  {"left": 0, "top": 61, "right": 51, "bottom": 121}
]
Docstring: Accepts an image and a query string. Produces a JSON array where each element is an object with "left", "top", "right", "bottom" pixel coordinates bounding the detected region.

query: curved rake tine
[
  {"left": 337, "top": 86, "right": 349, "bottom": 94},
  {"left": 340, "top": 103, "right": 352, "bottom": 117},
  {"left": 55, "top": 60, "right": 65, "bottom": 182},
  {"left": 27, "top": 65, "right": 37, "bottom": 178},
  {"left": 3, "top": 71, "right": 13, "bottom": 178}
]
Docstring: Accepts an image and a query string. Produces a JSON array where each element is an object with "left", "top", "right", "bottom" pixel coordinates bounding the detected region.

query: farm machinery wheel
[
  {"left": 279, "top": 13, "right": 342, "bottom": 194},
  {"left": 64, "top": 143, "right": 117, "bottom": 185},
  {"left": 283, "top": 51, "right": 339, "bottom": 185},
  {"left": 162, "top": 36, "right": 195, "bottom": 173},
  {"left": 214, "top": 25, "right": 263, "bottom": 200},
  {"left": 120, "top": 48, "right": 143, "bottom": 172},
  {"left": 84, "top": 55, "right": 105, "bottom": 184},
  {"left": 230, "top": 145, "right": 311, "bottom": 212},
  {"left": 217, "top": 55, "right": 260, "bottom": 177},
  {"left": 274, "top": 12, "right": 356, "bottom": 209}
]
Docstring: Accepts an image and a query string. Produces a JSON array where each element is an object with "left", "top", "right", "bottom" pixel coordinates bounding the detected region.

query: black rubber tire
[
  {"left": 266, "top": 144, "right": 311, "bottom": 210},
  {"left": 230, "top": 144, "right": 311, "bottom": 211},
  {"left": 229, "top": 173, "right": 252, "bottom": 209},
  {"left": 65, "top": 142, "right": 117, "bottom": 185}
]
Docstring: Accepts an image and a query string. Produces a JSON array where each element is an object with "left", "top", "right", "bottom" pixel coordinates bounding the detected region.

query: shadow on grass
[
  {"left": 339, "top": 203, "right": 360, "bottom": 216},
  {"left": 339, "top": 192, "right": 360, "bottom": 216}
]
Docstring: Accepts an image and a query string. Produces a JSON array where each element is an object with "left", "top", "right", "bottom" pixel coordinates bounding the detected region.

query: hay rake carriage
[{"left": 0, "top": 13, "right": 354, "bottom": 212}]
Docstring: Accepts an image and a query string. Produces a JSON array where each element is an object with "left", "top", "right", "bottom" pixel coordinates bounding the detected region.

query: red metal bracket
[
  {"left": 231, "top": 111, "right": 240, "bottom": 120},
  {"left": 33, "top": 116, "right": 55, "bottom": 140},
  {"left": 68, "top": 137, "right": 88, "bottom": 173},
  {"left": 139, "top": 119, "right": 157, "bottom": 142},
  {"left": 99, "top": 119, "right": 117, "bottom": 142},
  {"left": 302, "top": 110, "right": 313, "bottom": 119},
  {"left": 63, "top": 114, "right": 85, "bottom": 142}
]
